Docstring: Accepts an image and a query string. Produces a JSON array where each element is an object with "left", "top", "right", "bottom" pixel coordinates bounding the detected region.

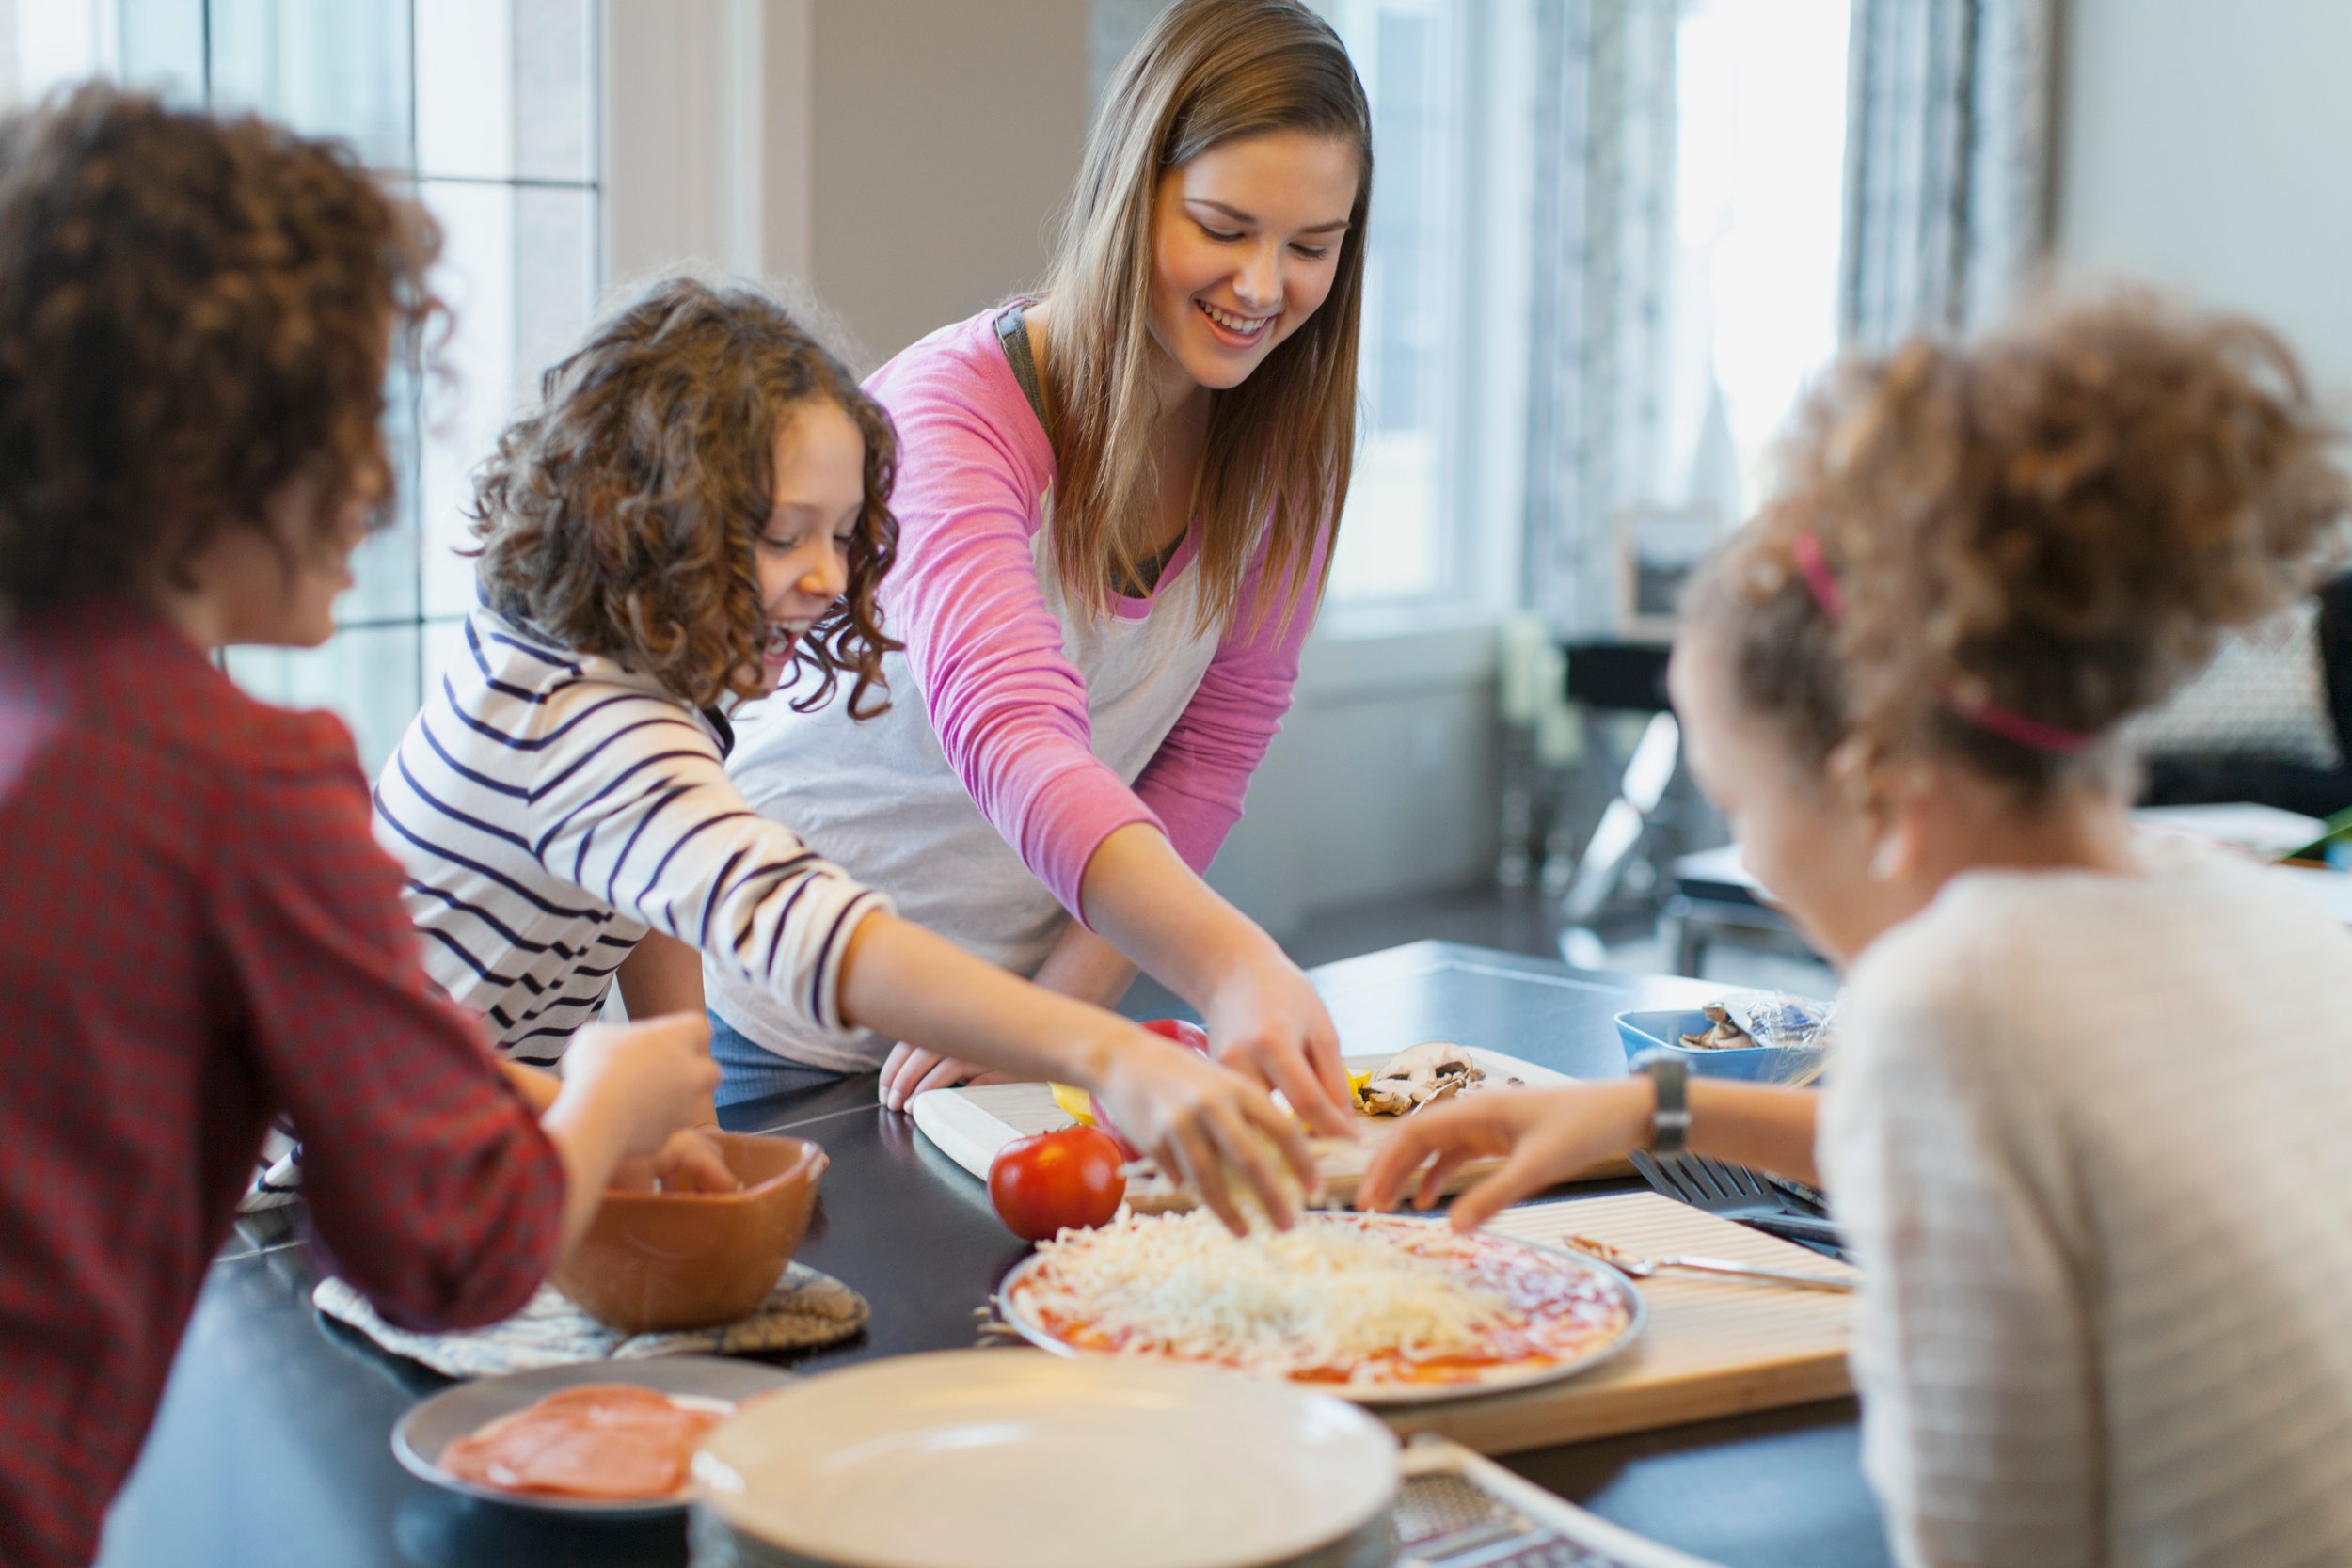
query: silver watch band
[{"left": 1634, "top": 1051, "right": 1692, "bottom": 1157}]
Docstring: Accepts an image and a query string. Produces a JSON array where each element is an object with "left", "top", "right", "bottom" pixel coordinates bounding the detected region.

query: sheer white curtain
[
  {"left": 1524, "top": 0, "right": 1854, "bottom": 639},
  {"left": 1839, "top": 0, "right": 2056, "bottom": 349},
  {"left": 1522, "top": 0, "right": 1679, "bottom": 636}
]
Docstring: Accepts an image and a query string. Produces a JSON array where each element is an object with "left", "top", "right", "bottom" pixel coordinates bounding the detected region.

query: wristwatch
[{"left": 1632, "top": 1051, "right": 1692, "bottom": 1157}]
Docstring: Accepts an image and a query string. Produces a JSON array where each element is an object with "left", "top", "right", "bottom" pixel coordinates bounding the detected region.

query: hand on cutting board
[
  {"left": 878, "top": 1042, "right": 1015, "bottom": 1113},
  {"left": 1356, "top": 1080, "right": 1652, "bottom": 1231}
]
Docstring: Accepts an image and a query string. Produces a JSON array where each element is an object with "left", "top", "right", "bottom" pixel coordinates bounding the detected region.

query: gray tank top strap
[
  {"left": 993, "top": 302, "right": 1174, "bottom": 594},
  {"left": 994, "top": 303, "right": 1050, "bottom": 431}
]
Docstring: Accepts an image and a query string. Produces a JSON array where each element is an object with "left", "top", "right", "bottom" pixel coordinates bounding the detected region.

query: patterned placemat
[{"left": 314, "top": 1263, "right": 867, "bottom": 1378}]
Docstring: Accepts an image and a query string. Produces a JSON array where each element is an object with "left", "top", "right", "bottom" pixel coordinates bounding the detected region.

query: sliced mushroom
[
  {"left": 1679, "top": 1003, "right": 1755, "bottom": 1051},
  {"left": 1359, "top": 1041, "right": 1486, "bottom": 1116}
]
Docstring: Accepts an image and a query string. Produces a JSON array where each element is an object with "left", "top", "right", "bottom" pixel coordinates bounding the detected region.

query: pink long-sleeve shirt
[
  {"left": 708, "top": 307, "right": 1327, "bottom": 1068},
  {"left": 875, "top": 307, "right": 1325, "bottom": 908}
]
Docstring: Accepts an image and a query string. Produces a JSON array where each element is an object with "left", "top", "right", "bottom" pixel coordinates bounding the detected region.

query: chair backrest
[{"left": 2320, "top": 571, "right": 2352, "bottom": 763}]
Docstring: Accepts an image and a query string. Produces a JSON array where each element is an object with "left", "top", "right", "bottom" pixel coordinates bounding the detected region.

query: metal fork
[{"left": 1562, "top": 1233, "right": 1853, "bottom": 1292}]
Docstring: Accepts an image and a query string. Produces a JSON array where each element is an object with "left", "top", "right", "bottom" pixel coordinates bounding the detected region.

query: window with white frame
[
  {"left": 1311, "top": 0, "right": 1539, "bottom": 620},
  {"left": 1322, "top": 0, "right": 1461, "bottom": 606},
  {"left": 1315, "top": 0, "right": 1852, "bottom": 626},
  {"left": 0, "top": 0, "right": 603, "bottom": 772},
  {"left": 1520, "top": 0, "right": 1852, "bottom": 639},
  {"left": 1647, "top": 0, "right": 1850, "bottom": 529}
]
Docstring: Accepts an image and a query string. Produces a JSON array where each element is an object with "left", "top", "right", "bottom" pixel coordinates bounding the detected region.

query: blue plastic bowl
[{"left": 1613, "top": 1007, "right": 1826, "bottom": 1084}]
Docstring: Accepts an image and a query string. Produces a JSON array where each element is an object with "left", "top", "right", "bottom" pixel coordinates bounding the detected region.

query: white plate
[
  {"left": 391, "top": 1355, "right": 797, "bottom": 1519},
  {"left": 994, "top": 1212, "right": 1645, "bottom": 1407},
  {"left": 696, "top": 1351, "right": 1398, "bottom": 1568}
]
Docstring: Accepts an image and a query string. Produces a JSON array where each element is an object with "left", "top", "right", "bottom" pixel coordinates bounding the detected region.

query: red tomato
[
  {"left": 1090, "top": 1019, "right": 1214, "bottom": 1161},
  {"left": 988, "top": 1126, "right": 1127, "bottom": 1242}
]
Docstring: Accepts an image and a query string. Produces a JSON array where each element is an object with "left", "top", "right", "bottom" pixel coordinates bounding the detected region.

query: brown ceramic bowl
[{"left": 552, "top": 1132, "right": 827, "bottom": 1334}]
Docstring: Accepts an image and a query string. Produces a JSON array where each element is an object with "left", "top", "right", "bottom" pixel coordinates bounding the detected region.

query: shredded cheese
[{"left": 1010, "top": 1211, "right": 1624, "bottom": 1385}]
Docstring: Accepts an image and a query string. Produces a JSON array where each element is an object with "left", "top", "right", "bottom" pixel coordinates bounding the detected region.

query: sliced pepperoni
[{"left": 441, "top": 1384, "right": 729, "bottom": 1499}]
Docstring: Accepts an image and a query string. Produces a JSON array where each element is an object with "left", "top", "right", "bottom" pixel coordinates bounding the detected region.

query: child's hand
[
  {"left": 554, "top": 1013, "right": 720, "bottom": 1164},
  {"left": 1356, "top": 1080, "right": 1653, "bottom": 1231},
  {"left": 537, "top": 1014, "right": 719, "bottom": 1261},
  {"left": 1200, "top": 948, "right": 1358, "bottom": 1139},
  {"left": 878, "top": 1041, "right": 1016, "bottom": 1113},
  {"left": 610, "top": 1126, "right": 739, "bottom": 1193},
  {"left": 1093, "top": 1036, "right": 1321, "bottom": 1236}
]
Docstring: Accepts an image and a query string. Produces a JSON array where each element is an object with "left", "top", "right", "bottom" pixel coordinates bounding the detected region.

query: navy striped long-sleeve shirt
[{"left": 373, "top": 606, "right": 890, "bottom": 1063}]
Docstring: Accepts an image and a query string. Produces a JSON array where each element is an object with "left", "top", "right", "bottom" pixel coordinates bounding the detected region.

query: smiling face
[
  {"left": 1146, "top": 128, "right": 1359, "bottom": 395},
  {"left": 754, "top": 399, "right": 866, "bottom": 691}
]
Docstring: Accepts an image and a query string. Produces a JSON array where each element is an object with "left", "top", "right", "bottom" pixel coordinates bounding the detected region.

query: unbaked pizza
[{"left": 996, "top": 1211, "right": 1640, "bottom": 1402}]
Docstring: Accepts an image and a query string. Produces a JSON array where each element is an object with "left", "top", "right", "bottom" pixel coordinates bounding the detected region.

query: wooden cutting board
[
  {"left": 910, "top": 1046, "right": 1626, "bottom": 1210},
  {"left": 1379, "top": 1193, "right": 1858, "bottom": 1453}
]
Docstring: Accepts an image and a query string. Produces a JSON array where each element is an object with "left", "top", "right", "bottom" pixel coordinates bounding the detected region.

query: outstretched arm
[
  {"left": 836, "top": 907, "right": 1320, "bottom": 1237},
  {"left": 1359, "top": 1079, "right": 1824, "bottom": 1230}
]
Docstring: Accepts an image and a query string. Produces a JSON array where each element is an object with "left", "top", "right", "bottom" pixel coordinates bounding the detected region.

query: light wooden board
[
  {"left": 910, "top": 1046, "right": 1626, "bottom": 1210},
  {"left": 1378, "top": 1192, "right": 1857, "bottom": 1454}
]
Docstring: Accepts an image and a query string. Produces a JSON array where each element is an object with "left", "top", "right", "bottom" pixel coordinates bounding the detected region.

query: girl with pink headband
[{"left": 1365, "top": 296, "right": 2352, "bottom": 1568}]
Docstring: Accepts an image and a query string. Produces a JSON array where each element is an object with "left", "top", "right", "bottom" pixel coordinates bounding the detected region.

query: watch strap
[{"left": 1635, "top": 1051, "right": 1692, "bottom": 1158}]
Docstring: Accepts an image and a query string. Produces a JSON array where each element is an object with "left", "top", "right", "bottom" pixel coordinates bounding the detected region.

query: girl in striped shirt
[{"left": 375, "top": 276, "right": 1315, "bottom": 1233}]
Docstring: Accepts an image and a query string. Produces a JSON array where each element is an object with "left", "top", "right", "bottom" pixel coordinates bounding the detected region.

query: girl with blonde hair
[{"left": 710, "top": 0, "right": 1373, "bottom": 1125}]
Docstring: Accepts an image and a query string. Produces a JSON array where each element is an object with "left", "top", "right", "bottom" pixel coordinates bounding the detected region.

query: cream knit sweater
[{"left": 1821, "top": 840, "right": 2352, "bottom": 1568}]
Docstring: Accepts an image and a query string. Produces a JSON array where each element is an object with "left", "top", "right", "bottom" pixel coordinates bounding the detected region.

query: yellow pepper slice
[{"left": 1049, "top": 1081, "right": 1096, "bottom": 1127}]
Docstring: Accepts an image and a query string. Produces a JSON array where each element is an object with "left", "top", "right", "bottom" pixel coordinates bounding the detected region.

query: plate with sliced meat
[{"left": 391, "top": 1356, "right": 795, "bottom": 1517}]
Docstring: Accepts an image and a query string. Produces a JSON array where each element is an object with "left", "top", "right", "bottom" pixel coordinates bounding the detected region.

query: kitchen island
[{"left": 97, "top": 942, "right": 1886, "bottom": 1568}]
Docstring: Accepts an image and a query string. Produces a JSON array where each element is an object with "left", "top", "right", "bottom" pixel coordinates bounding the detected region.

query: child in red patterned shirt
[{"left": 0, "top": 87, "right": 720, "bottom": 1568}]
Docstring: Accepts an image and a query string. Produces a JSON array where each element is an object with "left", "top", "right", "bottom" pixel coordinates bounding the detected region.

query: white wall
[
  {"left": 1204, "top": 623, "right": 1500, "bottom": 937},
  {"left": 608, "top": 0, "right": 1085, "bottom": 369},
  {"left": 807, "top": 0, "right": 1089, "bottom": 368},
  {"left": 2053, "top": 0, "right": 2352, "bottom": 397}
]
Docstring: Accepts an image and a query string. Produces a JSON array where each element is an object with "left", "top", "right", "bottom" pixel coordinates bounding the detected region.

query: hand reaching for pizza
[{"left": 1355, "top": 1081, "right": 1652, "bottom": 1230}]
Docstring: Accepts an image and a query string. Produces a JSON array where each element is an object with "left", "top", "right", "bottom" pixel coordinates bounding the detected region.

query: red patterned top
[{"left": 0, "top": 599, "right": 564, "bottom": 1568}]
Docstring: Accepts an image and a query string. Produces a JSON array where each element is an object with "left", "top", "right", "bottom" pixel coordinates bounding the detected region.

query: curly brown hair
[
  {"left": 469, "top": 276, "right": 900, "bottom": 714},
  {"left": 0, "top": 85, "right": 440, "bottom": 615},
  {"left": 1687, "top": 293, "right": 2352, "bottom": 792}
]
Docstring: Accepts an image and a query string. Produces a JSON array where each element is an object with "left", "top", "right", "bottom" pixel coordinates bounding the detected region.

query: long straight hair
[{"left": 1036, "top": 0, "right": 1371, "bottom": 633}]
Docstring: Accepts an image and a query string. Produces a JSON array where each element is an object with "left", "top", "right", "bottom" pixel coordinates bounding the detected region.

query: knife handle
[{"left": 1740, "top": 1211, "right": 1844, "bottom": 1247}]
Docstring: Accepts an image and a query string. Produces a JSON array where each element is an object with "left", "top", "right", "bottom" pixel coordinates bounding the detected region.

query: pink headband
[{"left": 1789, "top": 531, "right": 2091, "bottom": 756}]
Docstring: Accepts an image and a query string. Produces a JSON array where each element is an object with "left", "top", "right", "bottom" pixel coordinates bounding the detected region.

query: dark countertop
[{"left": 96, "top": 942, "right": 1887, "bottom": 1568}]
